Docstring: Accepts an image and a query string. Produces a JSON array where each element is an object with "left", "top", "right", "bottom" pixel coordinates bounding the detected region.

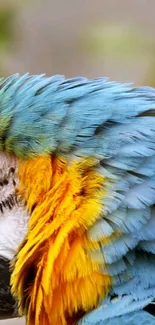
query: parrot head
[
  {"left": 1, "top": 73, "right": 155, "bottom": 325},
  {"left": 0, "top": 73, "right": 113, "bottom": 325}
]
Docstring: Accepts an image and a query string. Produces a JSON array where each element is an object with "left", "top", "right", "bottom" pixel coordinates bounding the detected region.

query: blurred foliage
[
  {"left": 0, "top": 5, "right": 155, "bottom": 87},
  {"left": 80, "top": 23, "right": 155, "bottom": 86},
  {"left": 0, "top": 5, "right": 17, "bottom": 76},
  {"left": 144, "top": 46, "right": 155, "bottom": 88},
  {"left": 81, "top": 24, "right": 155, "bottom": 59},
  {"left": 0, "top": 7, "right": 16, "bottom": 50}
]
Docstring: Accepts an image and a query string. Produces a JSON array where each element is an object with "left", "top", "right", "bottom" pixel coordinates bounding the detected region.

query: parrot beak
[{"left": 0, "top": 256, "right": 18, "bottom": 320}]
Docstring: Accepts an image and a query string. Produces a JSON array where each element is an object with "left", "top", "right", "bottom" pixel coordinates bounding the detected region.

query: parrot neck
[{"left": 11, "top": 155, "right": 111, "bottom": 325}]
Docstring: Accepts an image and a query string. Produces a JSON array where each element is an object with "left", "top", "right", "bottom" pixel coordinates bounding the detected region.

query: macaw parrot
[{"left": 0, "top": 73, "right": 155, "bottom": 325}]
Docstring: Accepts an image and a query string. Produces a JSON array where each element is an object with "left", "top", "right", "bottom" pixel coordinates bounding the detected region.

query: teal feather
[
  {"left": 0, "top": 74, "right": 155, "bottom": 158},
  {"left": 79, "top": 310, "right": 155, "bottom": 325}
]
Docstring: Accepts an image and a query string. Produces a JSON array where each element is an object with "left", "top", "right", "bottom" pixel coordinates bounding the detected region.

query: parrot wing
[{"left": 79, "top": 310, "right": 155, "bottom": 325}]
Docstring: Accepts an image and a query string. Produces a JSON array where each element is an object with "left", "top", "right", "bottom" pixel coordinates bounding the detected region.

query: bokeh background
[
  {"left": 1, "top": 0, "right": 155, "bottom": 85},
  {"left": 0, "top": 0, "right": 155, "bottom": 324}
]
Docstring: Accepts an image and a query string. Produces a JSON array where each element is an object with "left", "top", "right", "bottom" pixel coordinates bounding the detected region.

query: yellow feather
[{"left": 11, "top": 155, "right": 112, "bottom": 325}]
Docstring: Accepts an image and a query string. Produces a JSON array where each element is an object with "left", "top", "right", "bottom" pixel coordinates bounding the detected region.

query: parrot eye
[{"left": 0, "top": 163, "right": 17, "bottom": 214}]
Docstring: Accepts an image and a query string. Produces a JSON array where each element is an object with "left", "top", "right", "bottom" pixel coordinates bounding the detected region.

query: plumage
[{"left": 0, "top": 74, "right": 155, "bottom": 324}]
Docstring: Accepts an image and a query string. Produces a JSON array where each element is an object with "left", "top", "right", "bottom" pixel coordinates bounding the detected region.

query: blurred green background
[{"left": 0, "top": 0, "right": 155, "bottom": 86}]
